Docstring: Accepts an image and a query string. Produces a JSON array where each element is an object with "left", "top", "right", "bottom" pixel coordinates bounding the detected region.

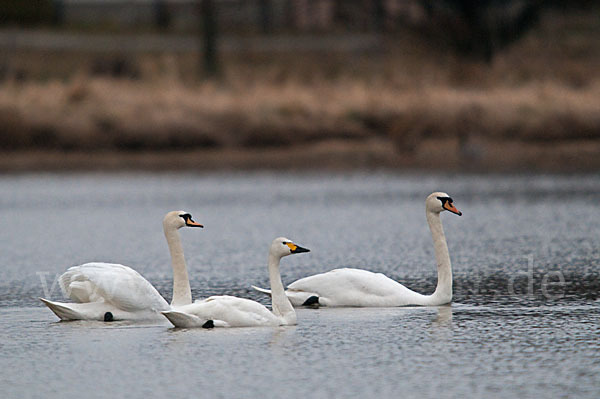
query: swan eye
[
  {"left": 437, "top": 196, "right": 453, "bottom": 204},
  {"left": 180, "top": 213, "right": 191, "bottom": 221},
  {"left": 281, "top": 242, "right": 288, "bottom": 245}
]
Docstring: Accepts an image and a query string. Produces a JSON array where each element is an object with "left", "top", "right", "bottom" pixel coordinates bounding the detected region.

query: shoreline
[
  {"left": 0, "top": 140, "right": 399, "bottom": 172},
  {"left": 3, "top": 138, "right": 600, "bottom": 173}
]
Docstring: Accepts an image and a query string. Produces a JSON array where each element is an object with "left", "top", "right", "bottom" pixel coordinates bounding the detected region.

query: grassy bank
[
  {"left": 1, "top": 8, "right": 599, "bottom": 171},
  {"left": 1, "top": 78, "right": 599, "bottom": 171}
]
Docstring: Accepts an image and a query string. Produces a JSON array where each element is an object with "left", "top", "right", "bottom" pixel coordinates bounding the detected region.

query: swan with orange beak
[{"left": 253, "top": 192, "right": 462, "bottom": 307}]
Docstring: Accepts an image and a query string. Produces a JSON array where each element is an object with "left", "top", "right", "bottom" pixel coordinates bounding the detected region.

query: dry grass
[
  {"left": 1, "top": 7, "right": 599, "bottom": 170},
  {"left": 1, "top": 77, "right": 598, "bottom": 151}
]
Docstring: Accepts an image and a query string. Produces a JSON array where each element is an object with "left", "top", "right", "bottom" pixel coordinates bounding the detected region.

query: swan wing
[
  {"left": 251, "top": 285, "right": 321, "bottom": 307},
  {"left": 287, "top": 268, "right": 422, "bottom": 307},
  {"left": 59, "top": 262, "right": 169, "bottom": 312},
  {"left": 251, "top": 285, "right": 272, "bottom": 295},
  {"left": 161, "top": 310, "right": 217, "bottom": 328},
  {"left": 173, "top": 296, "right": 279, "bottom": 327}
]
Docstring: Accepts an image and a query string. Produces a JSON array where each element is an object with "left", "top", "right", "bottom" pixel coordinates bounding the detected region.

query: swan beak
[
  {"left": 186, "top": 219, "right": 204, "bottom": 228},
  {"left": 443, "top": 202, "right": 462, "bottom": 216},
  {"left": 287, "top": 243, "right": 310, "bottom": 253}
]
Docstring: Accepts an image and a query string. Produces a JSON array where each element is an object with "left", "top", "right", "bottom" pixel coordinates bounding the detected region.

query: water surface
[{"left": 0, "top": 172, "right": 598, "bottom": 398}]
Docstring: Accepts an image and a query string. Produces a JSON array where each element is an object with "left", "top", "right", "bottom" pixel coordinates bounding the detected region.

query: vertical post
[
  {"left": 283, "top": 0, "right": 296, "bottom": 31},
  {"left": 154, "top": 0, "right": 170, "bottom": 30},
  {"left": 52, "top": 0, "right": 65, "bottom": 26},
  {"left": 373, "top": 0, "right": 385, "bottom": 32},
  {"left": 200, "top": 0, "right": 219, "bottom": 78},
  {"left": 259, "top": 0, "right": 273, "bottom": 34}
]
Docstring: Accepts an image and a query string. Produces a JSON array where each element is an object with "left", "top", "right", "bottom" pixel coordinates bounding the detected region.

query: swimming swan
[
  {"left": 39, "top": 211, "right": 203, "bottom": 321},
  {"left": 161, "top": 237, "right": 310, "bottom": 328},
  {"left": 252, "top": 192, "right": 461, "bottom": 307}
]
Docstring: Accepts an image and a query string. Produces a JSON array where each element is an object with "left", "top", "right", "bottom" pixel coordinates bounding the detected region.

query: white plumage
[
  {"left": 164, "top": 296, "right": 285, "bottom": 328},
  {"left": 41, "top": 262, "right": 169, "bottom": 320},
  {"left": 40, "top": 210, "right": 204, "bottom": 321},
  {"left": 162, "top": 237, "right": 310, "bottom": 328},
  {"left": 253, "top": 192, "right": 462, "bottom": 307}
]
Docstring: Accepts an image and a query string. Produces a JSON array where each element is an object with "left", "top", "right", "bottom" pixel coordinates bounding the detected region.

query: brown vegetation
[
  {"left": 1, "top": 8, "right": 599, "bottom": 171},
  {"left": 2, "top": 77, "right": 598, "bottom": 171}
]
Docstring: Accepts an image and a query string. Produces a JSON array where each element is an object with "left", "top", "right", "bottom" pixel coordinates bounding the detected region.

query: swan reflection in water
[{"left": 432, "top": 306, "right": 453, "bottom": 327}]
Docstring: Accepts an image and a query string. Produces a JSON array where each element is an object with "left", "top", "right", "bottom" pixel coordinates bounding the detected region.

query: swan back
[{"left": 59, "top": 263, "right": 169, "bottom": 312}]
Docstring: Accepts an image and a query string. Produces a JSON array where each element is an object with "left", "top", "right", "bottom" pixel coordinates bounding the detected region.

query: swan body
[
  {"left": 40, "top": 211, "right": 203, "bottom": 321},
  {"left": 40, "top": 262, "right": 170, "bottom": 320},
  {"left": 162, "top": 296, "right": 288, "bottom": 328},
  {"left": 256, "top": 268, "right": 444, "bottom": 307},
  {"left": 162, "top": 237, "right": 310, "bottom": 328},
  {"left": 252, "top": 192, "right": 461, "bottom": 307}
]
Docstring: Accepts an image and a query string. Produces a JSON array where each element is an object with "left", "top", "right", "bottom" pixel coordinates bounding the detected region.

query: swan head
[
  {"left": 426, "top": 192, "right": 462, "bottom": 216},
  {"left": 270, "top": 237, "right": 310, "bottom": 259},
  {"left": 163, "top": 210, "right": 204, "bottom": 230}
]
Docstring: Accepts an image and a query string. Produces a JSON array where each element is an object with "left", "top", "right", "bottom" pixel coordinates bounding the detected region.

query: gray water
[{"left": 1, "top": 172, "right": 599, "bottom": 398}]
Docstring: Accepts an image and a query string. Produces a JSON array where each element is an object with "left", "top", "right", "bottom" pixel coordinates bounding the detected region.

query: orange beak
[
  {"left": 443, "top": 202, "right": 462, "bottom": 216},
  {"left": 186, "top": 219, "right": 204, "bottom": 228}
]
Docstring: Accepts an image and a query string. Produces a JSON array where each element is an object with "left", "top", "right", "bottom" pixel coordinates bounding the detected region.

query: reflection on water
[
  {"left": 5, "top": 305, "right": 597, "bottom": 399},
  {"left": 432, "top": 305, "right": 453, "bottom": 326},
  {"left": 0, "top": 172, "right": 599, "bottom": 398}
]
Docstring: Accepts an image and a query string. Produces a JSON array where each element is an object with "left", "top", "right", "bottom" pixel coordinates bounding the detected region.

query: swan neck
[
  {"left": 426, "top": 210, "right": 452, "bottom": 303},
  {"left": 268, "top": 253, "right": 296, "bottom": 324},
  {"left": 164, "top": 226, "right": 192, "bottom": 307}
]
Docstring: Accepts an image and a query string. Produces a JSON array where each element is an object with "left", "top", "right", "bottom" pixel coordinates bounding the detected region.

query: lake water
[{"left": 0, "top": 172, "right": 599, "bottom": 398}]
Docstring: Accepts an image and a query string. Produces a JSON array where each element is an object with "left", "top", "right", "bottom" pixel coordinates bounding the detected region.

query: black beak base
[{"left": 292, "top": 246, "right": 310, "bottom": 254}]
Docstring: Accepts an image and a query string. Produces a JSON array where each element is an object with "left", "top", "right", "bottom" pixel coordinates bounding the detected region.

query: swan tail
[
  {"left": 251, "top": 285, "right": 272, "bottom": 296},
  {"left": 286, "top": 290, "right": 321, "bottom": 307},
  {"left": 161, "top": 310, "right": 214, "bottom": 328},
  {"left": 39, "top": 298, "right": 88, "bottom": 320},
  {"left": 39, "top": 298, "right": 119, "bottom": 321}
]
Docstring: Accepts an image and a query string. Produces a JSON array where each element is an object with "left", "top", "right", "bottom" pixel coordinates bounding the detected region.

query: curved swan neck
[
  {"left": 268, "top": 253, "right": 296, "bottom": 324},
  {"left": 426, "top": 210, "right": 453, "bottom": 303},
  {"left": 164, "top": 226, "right": 192, "bottom": 307}
]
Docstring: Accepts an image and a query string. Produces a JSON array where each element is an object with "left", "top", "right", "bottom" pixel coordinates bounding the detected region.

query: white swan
[
  {"left": 161, "top": 237, "right": 310, "bottom": 328},
  {"left": 252, "top": 192, "right": 462, "bottom": 307},
  {"left": 39, "top": 211, "right": 204, "bottom": 321}
]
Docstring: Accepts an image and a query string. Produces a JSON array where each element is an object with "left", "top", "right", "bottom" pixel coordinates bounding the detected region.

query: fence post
[
  {"left": 373, "top": 0, "right": 385, "bottom": 32},
  {"left": 200, "top": 0, "right": 219, "bottom": 77},
  {"left": 154, "top": 0, "right": 170, "bottom": 30},
  {"left": 52, "top": 0, "right": 65, "bottom": 26},
  {"left": 259, "top": 0, "right": 273, "bottom": 34}
]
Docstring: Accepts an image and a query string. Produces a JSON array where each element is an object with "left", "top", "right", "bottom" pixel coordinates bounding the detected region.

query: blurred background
[{"left": 0, "top": 0, "right": 599, "bottom": 171}]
